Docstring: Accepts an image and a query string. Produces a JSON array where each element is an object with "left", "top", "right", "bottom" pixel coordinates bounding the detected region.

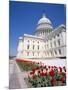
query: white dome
[
  {"left": 35, "top": 14, "right": 53, "bottom": 38},
  {"left": 38, "top": 14, "right": 52, "bottom": 25}
]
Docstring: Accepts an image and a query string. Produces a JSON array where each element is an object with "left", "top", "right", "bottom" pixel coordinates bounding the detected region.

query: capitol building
[{"left": 16, "top": 14, "right": 66, "bottom": 59}]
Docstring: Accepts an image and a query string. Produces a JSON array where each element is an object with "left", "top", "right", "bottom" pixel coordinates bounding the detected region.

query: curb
[{"left": 15, "top": 60, "right": 28, "bottom": 88}]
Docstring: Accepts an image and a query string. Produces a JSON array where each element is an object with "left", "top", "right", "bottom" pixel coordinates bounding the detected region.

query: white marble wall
[{"left": 17, "top": 26, "right": 66, "bottom": 59}]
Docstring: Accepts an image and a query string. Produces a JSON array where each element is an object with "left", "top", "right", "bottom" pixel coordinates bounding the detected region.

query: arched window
[
  {"left": 46, "top": 29, "right": 48, "bottom": 33},
  {"left": 45, "top": 45, "right": 46, "bottom": 49},
  {"left": 27, "top": 44, "right": 29, "bottom": 49},
  {"left": 21, "top": 51, "right": 23, "bottom": 53},
  {"left": 38, "top": 52, "right": 39, "bottom": 56},
  {"left": 47, "top": 44, "right": 48, "bottom": 48},
  {"left": 38, "top": 45, "right": 39, "bottom": 50},
  {"left": 28, "top": 40, "right": 29, "bottom": 42},
  {"left": 59, "top": 49, "right": 61, "bottom": 54},
  {"left": 43, "top": 30, "right": 44, "bottom": 34},
  {"left": 54, "top": 50, "right": 57, "bottom": 55},
  {"left": 33, "top": 41, "right": 34, "bottom": 43},
  {"left": 54, "top": 41, "right": 56, "bottom": 47},
  {"left": 48, "top": 29, "right": 51, "bottom": 33},
  {"left": 57, "top": 34, "right": 59, "bottom": 37},
  {"left": 54, "top": 36, "right": 55, "bottom": 38},
  {"left": 50, "top": 51, "right": 52, "bottom": 55},
  {"left": 41, "top": 32, "right": 42, "bottom": 35},
  {"left": 58, "top": 39, "right": 60, "bottom": 46},
  {"left": 27, "top": 52, "right": 29, "bottom": 56},
  {"left": 33, "top": 52, "right": 34, "bottom": 56},
  {"left": 50, "top": 42, "right": 52, "bottom": 47},
  {"left": 38, "top": 41, "right": 39, "bottom": 44},
  {"left": 33, "top": 45, "right": 35, "bottom": 50},
  {"left": 45, "top": 52, "right": 46, "bottom": 55},
  {"left": 47, "top": 52, "right": 49, "bottom": 56}
]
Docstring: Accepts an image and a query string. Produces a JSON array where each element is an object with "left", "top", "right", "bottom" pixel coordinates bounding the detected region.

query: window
[
  {"left": 59, "top": 49, "right": 61, "bottom": 54},
  {"left": 58, "top": 39, "right": 60, "bottom": 46},
  {"left": 47, "top": 44, "right": 48, "bottom": 48},
  {"left": 33, "top": 52, "right": 34, "bottom": 56},
  {"left": 33, "top": 41, "right": 34, "bottom": 43},
  {"left": 33, "top": 45, "right": 35, "bottom": 50},
  {"left": 41, "top": 32, "right": 42, "bottom": 35},
  {"left": 27, "top": 52, "right": 29, "bottom": 56},
  {"left": 21, "top": 51, "right": 23, "bottom": 53},
  {"left": 54, "top": 41, "right": 56, "bottom": 47},
  {"left": 28, "top": 40, "right": 29, "bottom": 42},
  {"left": 50, "top": 42, "right": 52, "bottom": 47},
  {"left": 51, "top": 51, "right": 52, "bottom": 55},
  {"left": 39, "top": 32, "right": 41, "bottom": 35},
  {"left": 54, "top": 36, "right": 55, "bottom": 38},
  {"left": 57, "top": 34, "right": 59, "bottom": 37},
  {"left": 48, "top": 29, "right": 51, "bottom": 33},
  {"left": 55, "top": 50, "right": 57, "bottom": 55},
  {"left": 46, "top": 29, "right": 47, "bottom": 33},
  {"left": 38, "top": 45, "right": 39, "bottom": 50},
  {"left": 38, "top": 52, "right": 39, "bottom": 56},
  {"left": 59, "top": 31, "right": 61, "bottom": 33},
  {"left": 45, "top": 45, "right": 46, "bottom": 49},
  {"left": 38, "top": 41, "right": 39, "bottom": 44},
  {"left": 27, "top": 45, "right": 29, "bottom": 49},
  {"left": 43, "top": 30, "right": 44, "bottom": 34},
  {"left": 45, "top": 52, "right": 46, "bottom": 55},
  {"left": 47, "top": 52, "right": 49, "bottom": 56}
]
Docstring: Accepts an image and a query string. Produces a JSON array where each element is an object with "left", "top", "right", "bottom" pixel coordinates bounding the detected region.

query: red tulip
[
  {"left": 44, "top": 65, "right": 46, "bottom": 68},
  {"left": 54, "top": 66, "right": 56, "bottom": 68},
  {"left": 40, "top": 72, "right": 47, "bottom": 76},
  {"left": 52, "top": 79, "right": 56, "bottom": 86},
  {"left": 49, "top": 70, "right": 55, "bottom": 77},
  {"left": 51, "top": 66, "right": 54, "bottom": 68},
  {"left": 38, "top": 70, "right": 40, "bottom": 73},
  {"left": 40, "top": 66, "right": 43, "bottom": 68},
  {"left": 30, "top": 71, "right": 35, "bottom": 75},
  {"left": 59, "top": 67, "right": 62, "bottom": 72},
  {"left": 48, "top": 66, "right": 50, "bottom": 68},
  {"left": 36, "top": 66, "right": 39, "bottom": 70},
  {"left": 60, "top": 77, "right": 64, "bottom": 81},
  {"left": 46, "top": 68, "right": 48, "bottom": 71},
  {"left": 62, "top": 72, "right": 66, "bottom": 77},
  {"left": 63, "top": 66, "right": 66, "bottom": 72},
  {"left": 32, "top": 69, "right": 35, "bottom": 73},
  {"left": 41, "top": 68, "right": 43, "bottom": 72},
  {"left": 32, "top": 75, "right": 37, "bottom": 79},
  {"left": 37, "top": 62, "right": 39, "bottom": 64}
]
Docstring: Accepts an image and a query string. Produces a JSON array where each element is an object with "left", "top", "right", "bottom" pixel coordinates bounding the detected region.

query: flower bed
[
  {"left": 16, "top": 59, "right": 66, "bottom": 87},
  {"left": 28, "top": 65, "right": 66, "bottom": 87},
  {"left": 16, "top": 59, "right": 39, "bottom": 71}
]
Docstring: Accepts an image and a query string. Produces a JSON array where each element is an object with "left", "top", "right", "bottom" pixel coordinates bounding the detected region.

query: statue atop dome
[{"left": 42, "top": 13, "right": 46, "bottom": 18}]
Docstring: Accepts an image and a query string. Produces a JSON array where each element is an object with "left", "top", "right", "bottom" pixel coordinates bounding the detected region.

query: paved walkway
[{"left": 9, "top": 59, "right": 28, "bottom": 89}]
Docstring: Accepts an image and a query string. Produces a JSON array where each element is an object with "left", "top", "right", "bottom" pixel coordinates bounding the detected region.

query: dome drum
[
  {"left": 36, "top": 23, "right": 53, "bottom": 30},
  {"left": 35, "top": 28, "right": 52, "bottom": 34}
]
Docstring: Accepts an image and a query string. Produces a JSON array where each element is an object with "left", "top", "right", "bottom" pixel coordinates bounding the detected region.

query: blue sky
[{"left": 9, "top": 1, "right": 66, "bottom": 56}]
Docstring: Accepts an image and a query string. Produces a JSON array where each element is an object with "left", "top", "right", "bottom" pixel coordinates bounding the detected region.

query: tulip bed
[
  {"left": 28, "top": 65, "right": 66, "bottom": 87},
  {"left": 16, "top": 59, "right": 66, "bottom": 87}
]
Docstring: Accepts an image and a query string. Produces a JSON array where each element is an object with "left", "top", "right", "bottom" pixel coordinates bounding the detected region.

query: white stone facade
[{"left": 16, "top": 14, "right": 66, "bottom": 59}]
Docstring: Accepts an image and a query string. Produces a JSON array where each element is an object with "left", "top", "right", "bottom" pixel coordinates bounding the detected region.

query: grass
[{"left": 16, "top": 61, "right": 38, "bottom": 71}]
